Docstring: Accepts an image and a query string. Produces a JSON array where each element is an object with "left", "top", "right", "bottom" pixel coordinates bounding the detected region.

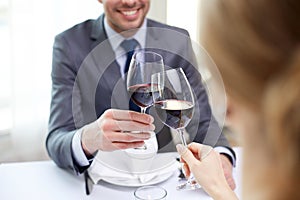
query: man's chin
[
  {"left": 120, "top": 28, "right": 139, "bottom": 37},
  {"left": 121, "top": 22, "right": 143, "bottom": 32}
]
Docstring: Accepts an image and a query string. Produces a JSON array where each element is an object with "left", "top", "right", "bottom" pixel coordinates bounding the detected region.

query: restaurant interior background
[{"left": 0, "top": 0, "right": 238, "bottom": 163}]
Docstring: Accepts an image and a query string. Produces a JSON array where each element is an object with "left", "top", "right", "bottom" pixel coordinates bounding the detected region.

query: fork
[{"left": 176, "top": 179, "right": 201, "bottom": 190}]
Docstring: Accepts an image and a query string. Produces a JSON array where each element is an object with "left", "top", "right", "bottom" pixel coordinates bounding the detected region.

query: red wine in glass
[
  {"left": 154, "top": 99, "right": 194, "bottom": 129},
  {"left": 128, "top": 83, "right": 160, "bottom": 108}
]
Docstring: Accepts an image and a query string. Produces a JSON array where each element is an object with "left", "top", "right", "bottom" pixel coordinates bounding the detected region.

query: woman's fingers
[
  {"left": 188, "top": 143, "right": 213, "bottom": 160},
  {"left": 176, "top": 144, "right": 199, "bottom": 170},
  {"left": 182, "top": 162, "right": 191, "bottom": 178}
]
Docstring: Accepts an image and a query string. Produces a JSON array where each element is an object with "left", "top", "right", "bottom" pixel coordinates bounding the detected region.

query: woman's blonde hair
[{"left": 202, "top": 0, "right": 300, "bottom": 199}]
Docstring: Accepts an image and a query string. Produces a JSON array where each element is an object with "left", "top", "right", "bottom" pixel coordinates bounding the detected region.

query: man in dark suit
[{"left": 46, "top": 0, "right": 236, "bottom": 189}]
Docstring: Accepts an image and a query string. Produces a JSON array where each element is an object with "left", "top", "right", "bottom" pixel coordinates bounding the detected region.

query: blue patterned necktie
[
  {"left": 120, "top": 39, "right": 139, "bottom": 74},
  {"left": 120, "top": 39, "right": 140, "bottom": 112}
]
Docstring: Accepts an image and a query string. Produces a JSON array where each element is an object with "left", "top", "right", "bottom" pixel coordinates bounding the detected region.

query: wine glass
[
  {"left": 151, "top": 67, "right": 201, "bottom": 190},
  {"left": 127, "top": 50, "right": 164, "bottom": 150}
]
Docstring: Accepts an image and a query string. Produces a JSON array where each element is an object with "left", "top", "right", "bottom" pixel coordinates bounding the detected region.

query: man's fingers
[
  {"left": 103, "top": 109, "right": 154, "bottom": 124},
  {"left": 101, "top": 119, "right": 155, "bottom": 132},
  {"left": 229, "top": 179, "right": 235, "bottom": 189},
  {"left": 226, "top": 176, "right": 236, "bottom": 190},
  {"left": 125, "top": 132, "right": 152, "bottom": 139},
  {"left": 116, "top": 121, "right": 155, "bottom": 132},
  {"left": 112, "top": 141, "right": 145, "bottom": 150},
  {"left": 104, "top": 131, "right": 151, "bottom": 142}
]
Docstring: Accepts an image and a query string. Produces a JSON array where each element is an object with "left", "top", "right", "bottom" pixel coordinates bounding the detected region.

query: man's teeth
[{"left": 122, "top": 10, "right": 137, "bottom": 16}]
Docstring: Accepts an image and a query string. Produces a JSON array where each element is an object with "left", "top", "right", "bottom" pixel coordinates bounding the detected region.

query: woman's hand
[{"left": 176, "top": 142, "right": 238, "bottom": 200}]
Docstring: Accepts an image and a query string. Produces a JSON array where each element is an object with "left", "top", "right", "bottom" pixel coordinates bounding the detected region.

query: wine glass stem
[
  {"left": 137, "top": 106, "right": 148, "bottom": 150},
  {"left": 140, "top": 107, "right": 147, "bottom": 114},
  {"left": 178, "top": 129, "right": 187, "bottom": 147},
  {"left": 177, "top": 129, "right": 200, "bottom": 190}
]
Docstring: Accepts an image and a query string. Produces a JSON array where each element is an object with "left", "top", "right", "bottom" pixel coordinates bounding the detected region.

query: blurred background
[{"left": 0, "top": 0, "right": 238, "bottom": 163}]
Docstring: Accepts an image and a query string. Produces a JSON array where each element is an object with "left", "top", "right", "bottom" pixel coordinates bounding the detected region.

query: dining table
[{"left": 0, "top": 147, "right": 242, "bottom": 200}]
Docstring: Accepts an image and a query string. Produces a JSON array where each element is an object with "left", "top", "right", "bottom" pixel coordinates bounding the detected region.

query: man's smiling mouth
[{"left": 121, "top": 10, "right": 138, "bottom": 16}]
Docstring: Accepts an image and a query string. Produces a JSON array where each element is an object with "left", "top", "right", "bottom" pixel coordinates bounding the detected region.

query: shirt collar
[{"left": 103, "top": 16, "right": 147, "bottom": 52}]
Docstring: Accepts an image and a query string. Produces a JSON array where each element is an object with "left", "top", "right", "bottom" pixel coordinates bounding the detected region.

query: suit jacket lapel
[
  {"left": 90, "top": 15, "right": 108, "bottom": 48},
  {"left": 145, "top": 20, "right": 160, "bottom": 51},
  {"left": 90, "top": 15, "right": 129, "bottom": 110}
]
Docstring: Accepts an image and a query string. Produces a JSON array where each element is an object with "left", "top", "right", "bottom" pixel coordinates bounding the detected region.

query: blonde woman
[{"left": 177, "top": 0, "right": 300, "bottom": 199}]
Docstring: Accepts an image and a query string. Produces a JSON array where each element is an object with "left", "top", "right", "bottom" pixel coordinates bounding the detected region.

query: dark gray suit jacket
[{"left": 46, "top": 15, "right": 235, "bottom": 174}]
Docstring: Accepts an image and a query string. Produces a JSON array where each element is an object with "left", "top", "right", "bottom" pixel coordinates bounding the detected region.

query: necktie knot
[{"left": 120, "top": 39, "right": 138, "bottom": 53}]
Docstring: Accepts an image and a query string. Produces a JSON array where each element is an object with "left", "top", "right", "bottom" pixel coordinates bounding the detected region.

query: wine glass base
[
  {"left": 176, "top": 179, "right": 201, "bottom": 191},
  {"left": 134, "top": 145, "right": 147, "bottom": 150}
]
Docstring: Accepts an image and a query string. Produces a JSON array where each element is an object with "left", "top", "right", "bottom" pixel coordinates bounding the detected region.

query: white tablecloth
[{"left": 0, "top": 147, "right": 242, "bottom": 200}]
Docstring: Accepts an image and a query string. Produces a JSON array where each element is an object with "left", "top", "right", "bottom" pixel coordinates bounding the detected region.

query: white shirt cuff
[
  {"left": 214, "top": 146, "right": 236, "bottom": 167},
  {"left": 72, "top": 129, "right": 90, "bottom": 167}
]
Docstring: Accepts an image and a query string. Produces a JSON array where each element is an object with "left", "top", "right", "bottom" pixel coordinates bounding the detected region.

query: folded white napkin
[{"left": 88, "top": 152, "right": 179, "bottom": 186}]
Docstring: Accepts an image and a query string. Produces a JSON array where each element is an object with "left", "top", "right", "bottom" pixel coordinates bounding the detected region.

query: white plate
[
  {"left": 89, "top": 152, "right": 179, "bottom": 186},
  {"left": 101, "top": 171, "right": 175, "bottom": 187}
]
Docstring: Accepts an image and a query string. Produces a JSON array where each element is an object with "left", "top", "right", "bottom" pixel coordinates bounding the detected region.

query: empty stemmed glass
[{"left": 151, "top": 67, "right": 201, "bottom": 190}]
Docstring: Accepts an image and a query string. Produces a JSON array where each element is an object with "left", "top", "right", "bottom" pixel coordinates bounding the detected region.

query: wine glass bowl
[
  {"left": 152, "top": 68, "right": 195, "bottom": 131},
  {"left": 127, "top": 50, "right": 164, "bottom": 114}
]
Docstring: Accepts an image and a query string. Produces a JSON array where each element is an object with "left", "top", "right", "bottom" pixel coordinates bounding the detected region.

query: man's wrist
[
  {"left": 71, "top": 129, "right": 91, "bottom": 167},
  {"left": 214, "top": 146, "right": 236, "bottom": 167}
]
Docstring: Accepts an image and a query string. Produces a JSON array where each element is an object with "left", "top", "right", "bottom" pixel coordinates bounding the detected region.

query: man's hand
[
  {"left": 81, "top": 109, "right": 155, "bottom": 156},
  {"left": 220, "top": 154, "right": 236, "bottom": 190}
]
